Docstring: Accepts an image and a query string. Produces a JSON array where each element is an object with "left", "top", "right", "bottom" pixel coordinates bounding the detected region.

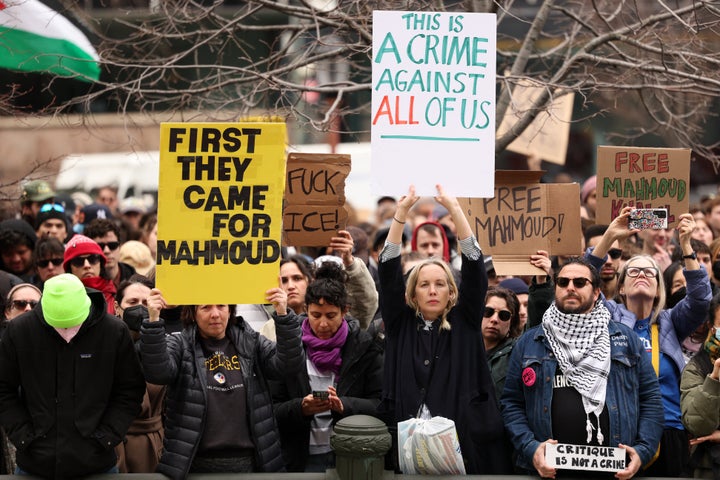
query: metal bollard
[{"left": 330, "top": 415, "right": 391, "bottom": 480}]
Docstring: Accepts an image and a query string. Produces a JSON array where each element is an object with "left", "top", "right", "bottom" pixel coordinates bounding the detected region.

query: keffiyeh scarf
[{"left": 542, "top": 300, "right": 612, "bottom": 444}]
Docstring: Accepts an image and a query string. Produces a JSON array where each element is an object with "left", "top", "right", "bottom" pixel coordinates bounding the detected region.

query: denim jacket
[{"left": 500, "top": 320, "right": 664, "bottom": 471}]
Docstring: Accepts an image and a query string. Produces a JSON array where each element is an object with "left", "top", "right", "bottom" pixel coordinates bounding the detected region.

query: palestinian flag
[{"left": 0, "top": 0, "right": 100, "bottom": 82}]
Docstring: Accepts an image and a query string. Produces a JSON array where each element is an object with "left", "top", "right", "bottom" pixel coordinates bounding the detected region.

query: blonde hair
[
  {"left": 617, "top": 255, "right": 666, "bottom": 324},
  {"left": 404, "top": 258, "right": 457, "bottom": 331}
]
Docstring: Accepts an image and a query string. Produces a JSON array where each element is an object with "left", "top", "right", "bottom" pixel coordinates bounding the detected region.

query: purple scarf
[{"left": 301, "top": 317, "right": 348, "bottom": 376}]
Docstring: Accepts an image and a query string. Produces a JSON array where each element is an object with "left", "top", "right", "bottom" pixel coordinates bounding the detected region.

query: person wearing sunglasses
[
  {"left": 3, "top": 283, "right": 41, "bottom": 323},
  {"left": 63, "top": 235, "right": 116, "bottom": 314},
  {"left": 378, "top": 184, "right": 511, "bottom": 475},
  {"left": 502, "top": 256, "right": 664, "bottom": 480},
  {"left": 84, "top": 219, "right": 137, "bottom": 289},
  {"left": 31, "top": 237, "right": 65, "bottom": 290},
  {"left": 34, "top": 203, "right": 70, "bottom": 244},
  {"left": 586, "top": 206, "right": 712, "bottom": 478},
  {"left": 585, "top": 224, "right": 624, "bottom": 301},
  {"left": 482, "top": 286, "right": 522, "bottom": 405}
]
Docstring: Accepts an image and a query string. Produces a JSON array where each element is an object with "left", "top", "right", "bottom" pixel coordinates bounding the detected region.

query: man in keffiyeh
[{"left": 501, "top": 257, "right": 664, "bottom": 480}]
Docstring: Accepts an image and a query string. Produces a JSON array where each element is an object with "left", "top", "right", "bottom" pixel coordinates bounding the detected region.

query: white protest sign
[
  {"left": 371, "top": 11, "right": 496, "bottom": 197},
  {"left": 545, "top": 443, "right": 626, "bottom": 472}
]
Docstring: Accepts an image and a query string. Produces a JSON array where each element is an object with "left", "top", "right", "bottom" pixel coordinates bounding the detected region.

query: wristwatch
[{"left": 682, "top": 251, "right": 697, "bottom": 260}]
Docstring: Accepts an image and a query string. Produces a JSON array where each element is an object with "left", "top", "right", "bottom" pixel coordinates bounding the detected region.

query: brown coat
[{"left": 115, "top": 383, "right": 166, "bottom": 473}]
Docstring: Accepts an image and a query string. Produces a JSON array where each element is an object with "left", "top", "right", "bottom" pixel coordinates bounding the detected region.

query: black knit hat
[{"left": 35, "top": 204, "right": 68, "bottom": 231}]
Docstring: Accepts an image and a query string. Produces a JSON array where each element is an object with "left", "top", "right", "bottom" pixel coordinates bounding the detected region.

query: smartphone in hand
[
  {"left": 628, "top": 208, "right": 668, "bottom": 230},
  {"left": 312, "top": 390, "right": 329, "bottom": 400}
]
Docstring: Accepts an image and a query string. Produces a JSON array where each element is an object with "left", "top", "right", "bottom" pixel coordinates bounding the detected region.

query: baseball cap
[
  {"left": 120, "top": 197, "right": 147, "bottom": 215},
  {"left": 22, "top": 180, "right": 56, "bottom": 203},
  {"left": 82, "top": 203, "right": 113, "bottom": 224}
]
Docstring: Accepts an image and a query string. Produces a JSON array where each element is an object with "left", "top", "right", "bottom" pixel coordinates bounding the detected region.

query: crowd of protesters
[{"left": 0, "top": 177, "right": 719, "bottom": 479}]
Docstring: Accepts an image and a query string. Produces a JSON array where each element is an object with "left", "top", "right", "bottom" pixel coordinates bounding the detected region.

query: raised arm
[
  {"left": 589, "top": 206, "right": 637, "bottom": 260},
  {"left": 140, "top": 288, "right": 181, "bottom": 385},
  {"left": 434, "top": 184, "right": 472, "bottom": 242},
  {"left": 330, "top": 230, "right": 378, "bottom": 330}
]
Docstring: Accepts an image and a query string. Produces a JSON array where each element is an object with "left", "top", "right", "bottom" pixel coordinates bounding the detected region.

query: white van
[
  {"left": 54, "top": 143, "right": 375, "bottom": 218},
  {"left": 55, "top": 150, "right": 160, "bottom": 206}
]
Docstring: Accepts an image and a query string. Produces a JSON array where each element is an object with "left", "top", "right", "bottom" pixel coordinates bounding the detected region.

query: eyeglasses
[
  {"left": 626, "top": 266, "right": 658, "bottom": 278},
  {"left": 37, "top": 258, "right": 63, "bottom": 268},
  {"left": 96, "top": 241, "right": 120, "bottom": 251},
  {"left": 11, "top": 300, "right": 38, "bottom": 310},
  {"left": 608, "top": 248, "right": 623, "bottom": 260},
  {"left": 556, "top": 277, "right": 593, "bottom": 289},
  {"left": 483, "top": 307, "right": 512, "bottom": 322},
  {"left": 39, "top": 203, "right": 65, "bottom": 213},
  {"left": 69, "top": 254, "right": 103, "bottom": 268}
]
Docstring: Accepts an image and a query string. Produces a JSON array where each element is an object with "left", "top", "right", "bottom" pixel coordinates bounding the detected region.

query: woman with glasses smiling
[
  {"left": 63, "top": 235, "right": 116, "bottom": 314},
  {"left": 587, "top": 206, "right": 712, "bottom": 477}
]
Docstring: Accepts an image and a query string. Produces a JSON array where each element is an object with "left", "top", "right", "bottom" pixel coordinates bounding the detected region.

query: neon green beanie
[{"left": 41, "top": 274, "right": 91, "bottom": 328}]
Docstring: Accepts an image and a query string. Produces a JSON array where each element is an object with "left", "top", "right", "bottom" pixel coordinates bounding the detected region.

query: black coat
[
  {"left": 378, "top": 253, "right": 511, "bottom": 474},
  {"left": 0, "top": 289, "right": 145, "bottom": 479},
  {"left": 140, "top": 312, "right": 303, "bottom": 480},
  {"left": 271, "top": 317, "right": 383, "bottom": 471}
]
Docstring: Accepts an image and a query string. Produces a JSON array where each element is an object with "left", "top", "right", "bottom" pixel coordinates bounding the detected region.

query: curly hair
[{"left": 305, "top": 261, "right": 349, "bottom": 310}]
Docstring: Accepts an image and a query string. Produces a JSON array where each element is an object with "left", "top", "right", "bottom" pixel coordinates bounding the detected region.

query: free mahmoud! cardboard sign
[{"left": 458, "top": 170, "right": 581, "bottom": 275}]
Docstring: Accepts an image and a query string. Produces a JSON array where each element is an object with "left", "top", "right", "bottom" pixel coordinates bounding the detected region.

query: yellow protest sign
[{"left": 156, "top": 122, "right": 287, "bottom": 305}]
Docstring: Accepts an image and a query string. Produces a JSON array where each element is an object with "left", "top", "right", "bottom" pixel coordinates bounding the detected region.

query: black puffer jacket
[
  {"left": 140, "top": 312, "right": 302, "bottom": 480},
  {"left": 0, "top": 289, "right": 145, "bottom": 479}
]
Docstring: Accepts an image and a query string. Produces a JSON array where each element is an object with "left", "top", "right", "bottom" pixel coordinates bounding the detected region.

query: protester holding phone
[
  {"left": 587, "top": 206, "right": 712, "bottom": 477},
  {"left": 271, "top": 261, "right": 382, "bottom": 472}
]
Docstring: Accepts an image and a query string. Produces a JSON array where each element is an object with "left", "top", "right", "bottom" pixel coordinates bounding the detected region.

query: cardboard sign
[
  {"left": 496, "top": 79, "right": 574, "bottom": 165},
  {"left": 283, "top": 153, "right": 351, "bottom": 246},
  {"left": 458, "top": 171, "right": 581, "bottom": 275},
  {"left": 156, "top": 122, "right": 287, "bottom": 305},
  {"left": 545, "top": 443, "right": 626, "bottom": 472},
  {"left": 371, "top": 10, "right": 497, "bottom": 197},
  {"left": 596, "top": 146, "right": 690, "bottom": 228}
]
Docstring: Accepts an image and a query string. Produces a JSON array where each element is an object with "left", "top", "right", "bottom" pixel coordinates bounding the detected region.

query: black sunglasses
[
  {"left": 69, "top": 254, "right": 103, "bottom": 268},
  {"left": 11, "top": 300, "right": 38, "bottom": 310},
  {"left": 37, "top": 258, "right": 63, "bottom": 268},
  {"left": 483, "top": 307, "right": 512, "bottom": 322},
  {"left": 608, "top": 248, "right": 623, "bottom": 260},
  {"left": 96, "top": 241, "right": 120, "bottom": 251},
  {"left": 556, "top": 277, "right": 593, "bottom": 289}
]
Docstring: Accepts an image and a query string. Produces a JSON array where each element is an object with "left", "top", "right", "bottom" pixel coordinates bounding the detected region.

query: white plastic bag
[{"left": 397, "top": 415, "right": 466, "bottom": 475}]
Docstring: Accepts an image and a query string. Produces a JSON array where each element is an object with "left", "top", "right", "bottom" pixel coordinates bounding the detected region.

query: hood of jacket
[{"left": 411, "top": 220, "right": 451, "bottom": 263}]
